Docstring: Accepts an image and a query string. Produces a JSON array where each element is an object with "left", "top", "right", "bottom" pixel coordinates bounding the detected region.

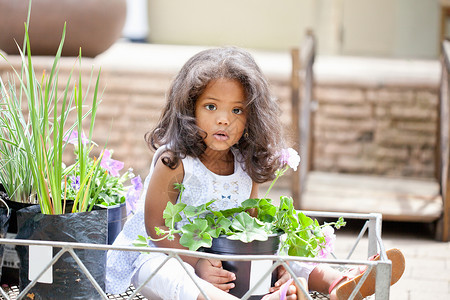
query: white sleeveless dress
[{"left": 106, "top": 145, "right": 252, "bottom": 297}]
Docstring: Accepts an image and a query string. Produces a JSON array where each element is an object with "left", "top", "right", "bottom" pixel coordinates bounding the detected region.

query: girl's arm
[
  {"left": 144, "top": 155, "right": 235, "bottom": 291},
  {"left": 247, "top": 181, "right": 259, "bottom": 217},
  {"left": 250, "top": 181, "right": 259, "bottom": 198},
  {"left": 144, "top": 155, "right": 192, "bottom": 260}
]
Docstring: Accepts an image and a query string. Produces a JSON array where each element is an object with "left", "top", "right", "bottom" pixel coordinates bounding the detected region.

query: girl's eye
[
  {"left": 232, "top": 108, "right": 244, "bottom": 115},
  {"left": 205, "top": 104, "right": 216, "bottom": 111}
]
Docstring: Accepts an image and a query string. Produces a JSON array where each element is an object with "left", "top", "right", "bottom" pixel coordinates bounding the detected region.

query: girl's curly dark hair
[{"left": 145, "top": 47, "right": 285, "bottom": 183}]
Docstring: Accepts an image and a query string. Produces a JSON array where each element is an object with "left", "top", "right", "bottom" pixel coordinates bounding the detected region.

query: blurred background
[{"left": 0, "top": 0, "right": 449, "bottom": 298}]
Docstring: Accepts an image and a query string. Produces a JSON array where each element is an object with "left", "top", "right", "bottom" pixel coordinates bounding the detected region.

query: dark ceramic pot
[
  {"left": 202, "top": 234, "right": 281, "bottom": 299},
  {"left": 0, "top": 0, "right": 127, "bottom": 57}
]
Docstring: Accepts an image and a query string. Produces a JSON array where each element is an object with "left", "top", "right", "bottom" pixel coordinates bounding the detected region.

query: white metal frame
[{"left": 0, "top": 211, "right": 391, "bottom": 300}]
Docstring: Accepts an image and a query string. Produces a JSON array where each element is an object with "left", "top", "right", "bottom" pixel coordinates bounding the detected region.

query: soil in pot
[{"left": 202, "top": 234, "right": 280, "bottom": 299}]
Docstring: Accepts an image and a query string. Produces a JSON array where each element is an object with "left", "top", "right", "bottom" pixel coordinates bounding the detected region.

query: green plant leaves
[
  {"left": 227, "top": 212, "right": 268, "bottom": 243},
  {"left": 163, "top": 202, "right": 186, "bottom": 228},
  {"left": 134, "top": 183, "right": 345, "bottom": 257},
  {"left": 133, "top": 235, "right": 148, "bottom": 247},
  {"left": 180, "top": 218, "right": 212, "bottom": 251},
  {"left": 183, "top": 200, "right": 215, "bottom": 218},
  {"left": 205, "top": 215, "right": 231, "bottom": 238}
]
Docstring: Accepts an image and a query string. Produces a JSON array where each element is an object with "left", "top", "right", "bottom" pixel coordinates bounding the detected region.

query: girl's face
[{"left": 195, "top": 78, "right": 247, "bottom": 152}]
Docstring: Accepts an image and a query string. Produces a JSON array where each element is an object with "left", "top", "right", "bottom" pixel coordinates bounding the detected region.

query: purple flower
[
  {"left": 131, "top": 176, "right": 143, "bottom": 191},
  {"left": 63, "top": 130, "right": 89, "bottom": 146},
  {"left": 70, "top": 175, "right": 81, "bottom": 191},
  {"left": 279, "top": 148, "right": 301, "bottom": 171},
  {"left": 100, "top": 149, "right": 124, "bottom": 177},
  {"left": 126, "top": 175, "right": 143, "bottom": 215},
  {"left": 317, "top": 225, "right": 336, "bottom": 259}
]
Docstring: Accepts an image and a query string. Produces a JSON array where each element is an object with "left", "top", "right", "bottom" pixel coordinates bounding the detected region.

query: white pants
[
  {"left": 290, "top": 261, "right": 316, "bottom": 284},
  {"left": 131, "top": 254, "right": 210, "bottom": 300}
]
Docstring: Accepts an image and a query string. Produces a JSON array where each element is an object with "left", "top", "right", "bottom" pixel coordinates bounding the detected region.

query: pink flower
[
  {"left": 317, "top": 225, "right": 336, "bottom": 259},
  {"left": 279, "top": 148, "right": 301, "bottom": 171},
  {"left": 100, "top": 149, "right": 124, "bottom": 177},
  {"left": 63, "top": 130, "right": 89, "bottom": 146}
]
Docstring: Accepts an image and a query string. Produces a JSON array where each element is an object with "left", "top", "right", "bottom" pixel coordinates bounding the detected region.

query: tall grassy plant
[
  {"left": 0, "top": 0, "right": 36, "bottom": 204},
  {"left": 0, "top": 19, "right": 103, "bottom": 214},
  {"left": 0, "top": 79, "right": 37, "bottom": 203}
]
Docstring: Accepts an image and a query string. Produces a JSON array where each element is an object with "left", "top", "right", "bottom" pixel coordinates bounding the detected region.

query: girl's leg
[
  {"left": 131, "top": 254, "right": 204, "bottom": 300},
  {"left": 197, "top": 277, "right": 304, "bottom": 300},
  {"left": 308, "top": 264, "right": 342, "bottom": 294},
  {"left": 132, "top": 255, "right": 303, "bottom": 300},
  {"left": 308, "top": 248, "right": 405, "bottom": 300}
]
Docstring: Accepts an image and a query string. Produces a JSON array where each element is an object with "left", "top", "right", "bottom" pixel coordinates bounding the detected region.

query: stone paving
[{"left": 332, "top": 219, "right": 450, "bottom": 300}]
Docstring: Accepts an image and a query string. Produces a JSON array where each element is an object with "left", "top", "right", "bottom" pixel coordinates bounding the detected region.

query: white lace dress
[{"left": 105, "top": 145, "right": 252, "bottom": 297}]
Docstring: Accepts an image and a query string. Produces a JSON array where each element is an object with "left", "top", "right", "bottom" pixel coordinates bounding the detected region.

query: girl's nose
[{"left": 217, "top": 113, "right": 230, "bottom": 125}]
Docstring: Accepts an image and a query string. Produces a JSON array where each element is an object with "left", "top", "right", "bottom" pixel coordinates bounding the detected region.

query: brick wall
[
  {"left": 313, "top": 84, "right": 438, "bottom": 178},
  {"left": 0, "top": 54, "right": 440, "bottom": 185}
]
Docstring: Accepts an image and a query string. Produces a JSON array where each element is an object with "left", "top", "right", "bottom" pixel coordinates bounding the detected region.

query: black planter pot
[
  {"left": 15, "top": 203, "right": 108, "bottom": 300},
  {"left": 0, "top": 197, "right": 11, "bottom": 282},
  {"left": 0, "top": 197, "right": 34, "bottom": 286},
  {"left": 107, "top": 202, "right": 127, "bottom": 245},
  {"left": 203, "top": 234, "right": 281, "bottom": 299}
]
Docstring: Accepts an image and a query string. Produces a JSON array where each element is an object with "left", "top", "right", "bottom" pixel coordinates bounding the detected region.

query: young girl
[{"left": 106, "top": 47, "right": 404, "bottom": 300}]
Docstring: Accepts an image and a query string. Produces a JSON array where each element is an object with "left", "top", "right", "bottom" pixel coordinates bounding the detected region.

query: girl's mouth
[{"left": 213, "top": 131, "right": 229, "bottom": 141}]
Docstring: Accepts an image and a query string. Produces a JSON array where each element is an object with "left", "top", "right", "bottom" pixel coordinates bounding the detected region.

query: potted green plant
[
  {"left": 63, "top": 140, "right": 143, "bottom": 244},
  {"left": 134, "top": 148, "right": 345, "bottom": 298},
  {"left": 0, "top": 1, "right": 120, "bottom": 296}
]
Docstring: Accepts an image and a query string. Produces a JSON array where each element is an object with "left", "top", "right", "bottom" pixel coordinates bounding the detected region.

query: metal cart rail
[{"left": 0, "top": 211, "right": 391, "bottom": 300}]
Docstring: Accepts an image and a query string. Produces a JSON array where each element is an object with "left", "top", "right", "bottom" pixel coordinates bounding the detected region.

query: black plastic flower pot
[
  {"left": 15, "top": 202, "right": 107, "bottom": 300},
  {"left": 0, "top": 196, "right": 11, "bottom": 282},
  {"left": 202, "top": 234, "right": 280, "bottom": 299},
  {"left": 0, "top": 191, "right": 34, "bottom": 286},
  {"left": 107, "top": 202, "right": 127, "bottom": 245}
]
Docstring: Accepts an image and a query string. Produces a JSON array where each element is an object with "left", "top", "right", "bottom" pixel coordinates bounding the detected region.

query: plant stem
[{"left": 264, "top": 166, "right": 288, "bottom": 198}]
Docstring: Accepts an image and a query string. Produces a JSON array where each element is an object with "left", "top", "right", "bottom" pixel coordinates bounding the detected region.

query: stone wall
[
  {"left": 313, "top": 84, "right": 438, "bottom": 178},
  {"left": 0, "top": 52, "right": 440, "bottom": 185}
]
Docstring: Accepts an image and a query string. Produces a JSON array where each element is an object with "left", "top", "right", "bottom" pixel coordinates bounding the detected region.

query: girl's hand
[
  {"left": 269, "top": 265, "right": 292, "bottom": 293},
  {"left": 195, "top": 258, "right": 236, "bottom": 292}
]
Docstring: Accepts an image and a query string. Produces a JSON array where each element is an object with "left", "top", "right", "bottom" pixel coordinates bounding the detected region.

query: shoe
[{"left": 329, "top": 248, "right": 405, "bottom": 300}]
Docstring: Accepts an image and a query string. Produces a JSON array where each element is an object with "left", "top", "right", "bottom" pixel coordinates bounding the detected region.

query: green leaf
[
  {"left": 173, "top": 183, "right": 185, "bottom": 193},
  {"left": 298, "top": 212, "right": 314, "bottom": 228},
  {"left": 228, "top": 212, "right": 268, "bottom": 243},
  {"left": 133, "top": 235, "right": 149, "bottom": 247},
  {"left": 180, "top": 219, "right": 212, "bottom": 251},
  {"left": 183, "top": 199, "right": 215, "bottom": 219},
  {"left": 256, "top": 198, "right": 277, "bottom": 222},
  {"left": 335, "top": 217, "right": 346, "bottom": 229},
  {"left": 217, "top": 206, "right": 246, "bottom": 218},
  {"left": 287, "top": 235, "right": 311, "bottom": 257},
  {"left": 163, "top": 202, "right": 186, "bottom": 228},
  {"left": 240, "top": 198, "right": 259, "bottom": 208},
  {"left": 206, "top": 215, "right": 232, "bottom": 238}
]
